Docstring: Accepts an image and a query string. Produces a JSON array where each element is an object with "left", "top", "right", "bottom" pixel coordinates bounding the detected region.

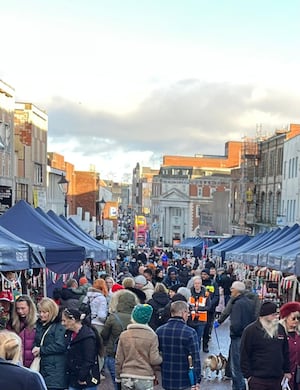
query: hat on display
[
  {"left": 231, "top": 281, "right": 246, "bottom": 292},
  {"left": 111, "top": 283, "right": 124, "bottom": 293},
  {"left": 0, "top": 291, "right": 14, "bottom": 302},
  {"left": 280, "top": 302, "right": 300, "bottom": 319},
  {"left": 132, "top": 304, "right": 153, "bottom": 324},
  {"left": 259, "top": 301, "right": 278, "bottom": 317},
  {"left": 134, "top": 275, "right": 147, "bottom": 286}
]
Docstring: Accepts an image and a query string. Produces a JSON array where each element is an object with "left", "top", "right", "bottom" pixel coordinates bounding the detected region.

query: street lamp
[
  {"left": 58, "top": 173, "right": 69, "bottom": 217},
  {"left": 96, "top": 197, "right": 106, "bottom": 242}
]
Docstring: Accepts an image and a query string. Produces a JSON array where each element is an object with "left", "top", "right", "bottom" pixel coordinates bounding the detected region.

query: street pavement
[{"left": 99, "top": 319, "right": 232, "bottom": 389}]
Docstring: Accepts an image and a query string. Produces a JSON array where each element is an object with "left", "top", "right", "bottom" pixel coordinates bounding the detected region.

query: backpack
[
  {"left": 112, "top": 313, "right": 125, "bottom": 355},
  {"left": 156, "top": 306, "right": 168, "bottom": 326},
  {"left": 79, "top": 296, "right": 92, "bottom": 324}
]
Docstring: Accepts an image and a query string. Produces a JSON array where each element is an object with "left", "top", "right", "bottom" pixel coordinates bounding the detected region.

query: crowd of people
[{"left": 0, "top": 250, "right": 299, "bottom": 390}]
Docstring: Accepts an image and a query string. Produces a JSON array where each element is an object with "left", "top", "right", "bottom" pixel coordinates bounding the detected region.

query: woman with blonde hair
[
  {"left": 32, "top": 298, "right": 67, "bottom": 390},
  {"left": 0, "top": 330, "right": 47, "bottom": 390},
  {"left": 8, "top": 294, "right": 37, "bottom": 367}
]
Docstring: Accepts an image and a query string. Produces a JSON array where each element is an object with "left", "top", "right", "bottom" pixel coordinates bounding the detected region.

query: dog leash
[{"left": 214, "top": 327, "right": 221, "bottom": 352}]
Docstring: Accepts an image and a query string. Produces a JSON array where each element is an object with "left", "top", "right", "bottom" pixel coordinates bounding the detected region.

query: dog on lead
[{"left": 203, "top": 352, "right": 227, "bottom": 380}]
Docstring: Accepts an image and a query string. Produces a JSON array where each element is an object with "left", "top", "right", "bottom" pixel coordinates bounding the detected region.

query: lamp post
[
  {"left": 58, "top": 174, "right": 69, "bottom": 217},
  {"left": 96, "top": 197, "right": 106, "bottom": 242}
]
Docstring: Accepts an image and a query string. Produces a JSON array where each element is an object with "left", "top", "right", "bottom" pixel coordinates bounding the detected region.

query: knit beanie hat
[
  {"left": 201, "top": 268, "right": 210, "bottom": 276},
  {"left": 132, "top": 304, "right": 153, "bottom": 324},
  {"left": 259, "top": 301, "right": 278, "bottom": 317},
  {"left": 134, "top": 275, "right": 147, "bottom": 286},
  {"left": 280, "top": 302, "right": 300, "bottom": 319},
  {"left": 231, "top": 281, "right": 246, "bottom": 292}
]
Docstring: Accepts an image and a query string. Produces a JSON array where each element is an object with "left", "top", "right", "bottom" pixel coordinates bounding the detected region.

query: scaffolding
[{"left": 238, "top": 124, "right": 267, "bottom": 233}]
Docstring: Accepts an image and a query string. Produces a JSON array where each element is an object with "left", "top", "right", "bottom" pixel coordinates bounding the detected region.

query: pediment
[{"left": 161, "top": 188, "right": 189, "bottom": 201}]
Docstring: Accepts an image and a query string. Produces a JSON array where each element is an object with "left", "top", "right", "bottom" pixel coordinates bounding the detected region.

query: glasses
[{"left": 290, "top": 316, "right": 300, "bottom": 321}]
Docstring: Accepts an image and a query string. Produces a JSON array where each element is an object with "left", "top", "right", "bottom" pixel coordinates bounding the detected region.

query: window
[
  {"left": 277, "top": 148, "right": 283, "bottom": 175},
  {"left": 295, "top": 157, "right": 298, "bottom": 178},
  {"left": 197, "top": 205, "right": 201, "bottom": 217},
  {"left": 283, "top": 161, "right": 287, "bottom": 179},
  {"left": 198, "top": 187, "right": 202, "bottom": 197},
  {"left": 34, "top": 163, "right": 43, "bottom": 185}
]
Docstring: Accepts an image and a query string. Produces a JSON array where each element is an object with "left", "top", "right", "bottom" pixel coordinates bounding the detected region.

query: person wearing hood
[
  {"left": 162, "top": 267, "right": 181, "bottom": 289},
  {"left": 32, "top": 298, "right": 67, "bottom": 390},
  {"left": 115, "top": 304, "right": 162, "bottom": 389},
  {"left": 147, "top": 283, "right": 170, "bottom": 330},
  {"left": 85, "top": 278, "right": 108, "bottom": 335},
  {"left": 101, "top": 290, "right": 138, "bottom": 389}
]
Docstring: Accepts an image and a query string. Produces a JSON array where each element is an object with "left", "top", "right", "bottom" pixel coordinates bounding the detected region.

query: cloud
[{"left": 47, "top": 80, "right": 300, "bottom": 178}]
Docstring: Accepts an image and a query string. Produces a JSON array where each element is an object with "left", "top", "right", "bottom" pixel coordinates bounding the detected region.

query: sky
[{"left": 2, "top": 0, "right": 300, "bottom": 182}]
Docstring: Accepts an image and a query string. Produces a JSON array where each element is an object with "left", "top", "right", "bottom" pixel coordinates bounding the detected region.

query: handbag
[
  {"left": 29, "top": 324, "right": 52, "bottom": 372},
  {"left": 296, "top": 364, "right": 300, "bottom": 384},
  {"left": 30, "top": 356, "right": 41, "bottom": 372}
]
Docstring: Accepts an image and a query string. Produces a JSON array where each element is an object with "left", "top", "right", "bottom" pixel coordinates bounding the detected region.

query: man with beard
[{"left": 240, "top": 301, "right": 291, "bottom": 390}]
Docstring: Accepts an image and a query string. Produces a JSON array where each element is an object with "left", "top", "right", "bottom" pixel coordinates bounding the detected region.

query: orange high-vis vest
[{"left": 189, "top": 296, "right": 208, "bottom": 322}]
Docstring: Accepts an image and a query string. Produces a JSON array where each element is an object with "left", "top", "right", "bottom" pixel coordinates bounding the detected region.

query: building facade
[
  {"left": 281, "top": 133, "right": 300, "bottom": 226},
  {"left": 151, "top": 167, "right": 231, "bottom": 246},
  {"left": 0, "top": 80, "right": 15, "bottom": 214},
  {"left": 14, "top": 102, "right": 48, "bottom": 208}
]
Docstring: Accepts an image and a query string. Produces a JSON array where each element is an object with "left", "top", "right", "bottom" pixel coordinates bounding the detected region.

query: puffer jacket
[
  {"left": 86, "top": 287, "right": 108, "bottom": 326},
  {"left": 19, "top": 320, "right": 36, "bottom": 368},
  {"left": 34, "top": 317, "right": 67, "bottom": 389},
  {"left": 115, "top": 323, "right": 162, "bottom": 381},
  {"left": 65, "top": 324, "right": 100, "bottom": 388},
  {"left": 101, "top": 291, "right": 136, "bottom": 357}
]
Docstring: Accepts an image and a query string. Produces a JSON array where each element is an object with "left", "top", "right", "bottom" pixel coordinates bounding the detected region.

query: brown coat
[{"left": 115, "top": 323, "right": 162, "bottom": 380}]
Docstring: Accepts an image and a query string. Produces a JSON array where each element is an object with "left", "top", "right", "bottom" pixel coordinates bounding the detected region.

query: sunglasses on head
[
  {"left": 16, "top": 295, "right": 31, "bottom": 302},
  {"left": 63, "top": 308, "right": 75, "bottom": 320}
]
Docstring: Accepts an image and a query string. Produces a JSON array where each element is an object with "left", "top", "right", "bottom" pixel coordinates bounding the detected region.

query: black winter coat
[
  {"left": 148, "top": 292, "right": 170, "bottom": 330},
  {"left": 34, "top": 318, "right": 67, "bottom": 389},
  {"left": 65, "top": 324, "right": 100, "bottom": 389},
  {"left": 230, "top": 294, "right": 256, "bottom": 338}
]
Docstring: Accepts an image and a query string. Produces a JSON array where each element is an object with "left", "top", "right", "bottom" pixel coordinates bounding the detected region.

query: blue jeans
[
  {"left": 105, "top": 355, "right": 118, "bottom": 390},
  {"left": 195, "top": 323, "right": 206, "bottom": 348},
  {"left": 230, "top": 337, "right": 246, "bottom": 390},
  {"left": 69, "top": 387, "right": 97, "bottom": 390}
]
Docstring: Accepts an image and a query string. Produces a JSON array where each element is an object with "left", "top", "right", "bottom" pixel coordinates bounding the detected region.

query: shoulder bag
[{"left": 30, "top": 324, "right": 52, "bottom": 372}]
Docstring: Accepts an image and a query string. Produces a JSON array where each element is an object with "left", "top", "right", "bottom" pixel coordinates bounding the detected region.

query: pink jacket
[{"left": 19, "top": 326, "right": 36, "bottom": 368}]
